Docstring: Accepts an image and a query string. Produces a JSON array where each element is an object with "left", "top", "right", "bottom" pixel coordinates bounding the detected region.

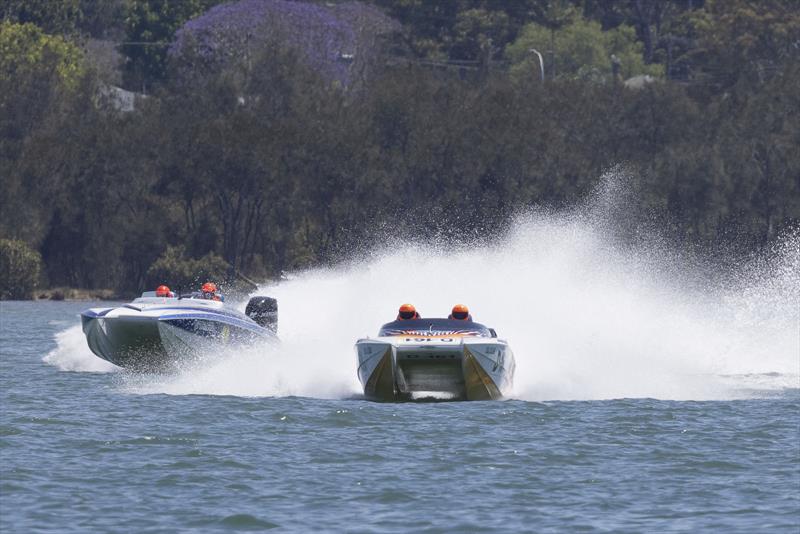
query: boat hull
[
  {"left": 81, "top": 304, "right": 274, "bottom": 369},
  {"left": 356, "top": 337, "right": 515, "bottom": 401}
]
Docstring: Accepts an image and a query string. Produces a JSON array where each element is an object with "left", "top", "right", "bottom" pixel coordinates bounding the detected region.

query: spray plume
[{"left": 45, "top": 175, "right": 799, "bottom": 400}]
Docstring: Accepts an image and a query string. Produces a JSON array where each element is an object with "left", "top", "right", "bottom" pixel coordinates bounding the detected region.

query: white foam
[
  {"left": 43, "top": 324, "right": 119, "bottom": 373},
  {"left": 48, "top": 177, "right": 800, "bottom": 400}
]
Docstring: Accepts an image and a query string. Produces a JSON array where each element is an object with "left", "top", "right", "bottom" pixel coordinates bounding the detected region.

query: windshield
[{"left": 378, "top": 318, "right": 492, "bottom": 337}]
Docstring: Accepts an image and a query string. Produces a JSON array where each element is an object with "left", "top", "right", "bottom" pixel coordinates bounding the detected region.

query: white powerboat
[
  {"left": 356, "top": 318, "right": 515, "bottom": 401},
  {"left": 81, "top": 291, "right": 278, "bottom": 369}
]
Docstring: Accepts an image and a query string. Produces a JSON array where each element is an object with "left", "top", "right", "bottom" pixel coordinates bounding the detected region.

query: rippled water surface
[{"left": 2, "top": 301, "right": 798, "bottom": 532}]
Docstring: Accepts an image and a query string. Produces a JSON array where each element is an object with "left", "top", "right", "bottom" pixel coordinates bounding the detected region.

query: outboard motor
[{"left": 245, "top": 296, "right": 278, "bottom": 333}]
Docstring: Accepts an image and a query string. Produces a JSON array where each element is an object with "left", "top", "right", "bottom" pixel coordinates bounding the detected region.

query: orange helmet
[
  {"left": 201, "top": 282, "right": 217, "bottom": 293},
  {"left": 155, "top": 285, "right": 171, "bottom": 297},
  {"left": 451, "top": 304, "right": 469, "bottom": 320},
  {"left": 398, "top": 303, "right": 417, "bottom": 320}
]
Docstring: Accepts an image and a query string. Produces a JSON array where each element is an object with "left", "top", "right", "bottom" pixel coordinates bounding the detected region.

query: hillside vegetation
[{"left": 1, "top": 0, "right": 798, "bottom": 297}]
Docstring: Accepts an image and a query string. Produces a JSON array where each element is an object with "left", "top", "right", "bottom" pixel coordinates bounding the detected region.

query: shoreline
[
  {"left": 11, "top": 280, "right": 270, "bottom": 302},
  {"left": 32, "top": 288, "right": 129, "bottom": 301}
]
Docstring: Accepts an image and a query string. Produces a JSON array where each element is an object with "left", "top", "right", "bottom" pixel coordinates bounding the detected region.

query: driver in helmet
[
  {"left": 448, "top": 304, "right": 472, "bottom": 321},
  {"left": 155, "top": 285, "right": 174, "bottom": 298},
  {"left": 397, "top": 303, "right": 421, "bottom": 320},
  {"left": 201, "top": 282, "right": 222, "bottom": 301}
]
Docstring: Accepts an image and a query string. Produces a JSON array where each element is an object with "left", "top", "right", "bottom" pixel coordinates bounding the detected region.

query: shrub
[
  {"left": 0, "top": 22, "right": 86, "bottom": 90},
  {"left": 507, "top": 16, "right": 664, "bottom": 83},
  {"left": 145, "top": 246, "right": 231, "bottom": 294},
  {"left": 0, "top": 239, "right": 43, "bottom": 300}
]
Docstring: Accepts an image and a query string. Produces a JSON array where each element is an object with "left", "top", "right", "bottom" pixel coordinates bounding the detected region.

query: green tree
[
  {"left": 0, "top": 22, "right": 85, "bottom": 89},
  {"left": 0, "top": 22, "right": 87, "bottom": 246},
  {"left": 715, "top": 62, "right": 800, "bottom": 241},
  {"left": 145, "top": 246, "right": 230, "bottom": 291},
  {"left": 684, "top": 0, "right": 800, "bottom": 92},
  {"left": 157, "top": 39, "right": 334, "bottom": 274},
  {"left": 1, "top": 0, "right": 129, "bottom": 38},
  {"left": 0, "top": 239, "right": 43, "bottom": 300},
  {"left": 1, "top": 0, "right": 82, "bottom": 35},
  {"left": 33, "top": 91, "right": 166, "bottom": 291},
  {"left": 448, "top": 8, "right": 512, "bottom": 62},
  {"left": 121, "top": 0, "right": 224, "bottom": 91},
  {"left": 371, "top": 0, "right": 461, "bottom": 59},
  {"left": 371, "top": 0, "right": 530, "bottom": 61},
  {"left": 507, "top": 14, "right": 663, "bottom": 82}
]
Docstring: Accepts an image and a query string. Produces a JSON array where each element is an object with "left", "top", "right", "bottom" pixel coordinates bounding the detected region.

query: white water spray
[
  {"left": 45, "top": 179, "right": 800, "bottom": 400},
  {"left": 43, "top": 324, "right": 118, "bottom": 373}
]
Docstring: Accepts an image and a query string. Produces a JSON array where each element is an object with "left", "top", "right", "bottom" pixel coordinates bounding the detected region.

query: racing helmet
[
  {"left": 398, "top": 303, "right": 417, "bottom": 320},
  {"left": 201, "top": 282, "right": 217, "bottom": 294},
  {"left": 155, "top": 285, "right": 171, "bottom": 297},
  {"left": 450, "top": 304, "right": 469, "bottom": 320}
]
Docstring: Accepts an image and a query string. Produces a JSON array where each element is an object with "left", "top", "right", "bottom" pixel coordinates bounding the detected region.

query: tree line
[{"left": 1, "top": 0, "right": 798, "bottom": 298}]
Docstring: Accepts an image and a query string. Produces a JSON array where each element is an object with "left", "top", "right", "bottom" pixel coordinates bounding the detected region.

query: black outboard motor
[{"left": 245, "top": 296, "right": 278, "bottom": 333}]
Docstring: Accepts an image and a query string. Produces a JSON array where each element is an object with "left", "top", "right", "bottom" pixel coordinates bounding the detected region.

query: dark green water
[{"left": 1, "top": 301, "right": 798, "bottom": 532}]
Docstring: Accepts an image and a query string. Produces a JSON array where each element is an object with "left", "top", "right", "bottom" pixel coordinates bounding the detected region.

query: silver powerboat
[
  {"left": 356, "top": 318, "right": 515, "bottom": 401},
  {"left": 81, "top": 291, "right": 278, "bottom": 369}
]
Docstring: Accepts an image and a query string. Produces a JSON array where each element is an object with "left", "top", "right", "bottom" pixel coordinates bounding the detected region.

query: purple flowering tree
[{"left": 169, "top": 0, "right": 399, "bottom": 87}]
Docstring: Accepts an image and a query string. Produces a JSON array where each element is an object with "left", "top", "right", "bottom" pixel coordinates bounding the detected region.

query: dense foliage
[
  {"left": 0, "top": 239, "right": 43, "bottom": 300},
  {"left": 0, "top": 0, "right": 798, "bottom": 298},
  {"left": 121, "top": 0, "right": 224, "bottom": 90},
  {"left": 0, "top": 22, "right": 85, "bottom": 88},
  {"left": 506, "top": 15, "right": 663, "bottom": 82},
  {"left": 145, "top": 246, "right": 230, "bottom": 291}
]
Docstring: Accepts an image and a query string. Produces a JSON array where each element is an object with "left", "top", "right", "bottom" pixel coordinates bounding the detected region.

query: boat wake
[
  {"left": 44, "top": 325, "right": 118, "bottom": 373},
  {"left": 44, "top": 176, "right": 800, "bottom": 401}
]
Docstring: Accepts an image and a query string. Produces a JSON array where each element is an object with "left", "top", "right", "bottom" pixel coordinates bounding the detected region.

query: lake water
[
  {"left": 1, "top": 299, "right": 798, "bottom": 532},
  {"left": 2, "top": 214, "right": 799, "bottom": 531}
]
